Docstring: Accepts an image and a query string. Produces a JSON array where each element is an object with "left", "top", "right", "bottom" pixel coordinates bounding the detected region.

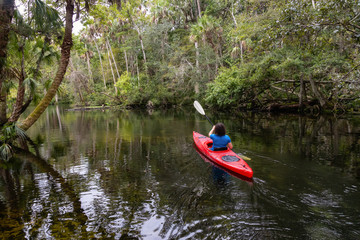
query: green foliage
[
  {"left": 8, "top": 0, "right": 357, "bottom": 112},
  {"left": 88, "top": 83, "right": 108, "bottom": 106},
  {"left": 115, "top": 71, "right": 132, "bottom": 96},
  {"left": 32, "top": 0, "right": 63, "bottom": 34},
  {"left": 206, "top": 65, "right": 254, "bottom": 108},
  {"left": 0, "top": 123, "right": 28, "bottom": 161},
  {"left": 0, "top": 144, "right": 12, "bottom": 162},
  {"left": 206, "top": 44, "right": 353, "bottom": 109}
]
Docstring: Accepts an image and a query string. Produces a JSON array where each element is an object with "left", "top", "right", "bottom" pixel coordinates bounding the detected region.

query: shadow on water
[
  {"left": 0, "top": 107, "right": 359, "bottom": 239},
  {"left": 193, "top": 144, "right": 254, "bottom": 184}
]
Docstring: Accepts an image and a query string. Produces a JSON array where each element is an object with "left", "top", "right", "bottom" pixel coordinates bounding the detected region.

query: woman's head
[{"left": 214, "top": 123, "right": 226, "bottom": 136}]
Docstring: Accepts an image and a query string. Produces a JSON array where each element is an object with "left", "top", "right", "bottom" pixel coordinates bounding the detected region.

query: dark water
[{"left": 1, "top": 106, "right": 360, "bottom": 239}]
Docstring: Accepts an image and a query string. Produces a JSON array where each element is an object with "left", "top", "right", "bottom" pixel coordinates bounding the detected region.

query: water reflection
[
  {"left": 212, "top": 166, "right": 230, "bottom": 186},
  {"left": 223, "top": 112, "right": 360, "bottom": 178},
  {"left": 0, "top": 108, "right": 359, "bottom": 239},
  {"left": 0, "top": 148, "right": 88, "bottom": 239}
]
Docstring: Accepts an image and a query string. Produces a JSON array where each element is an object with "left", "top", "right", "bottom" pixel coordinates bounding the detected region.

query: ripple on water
[
  {"left": 344, "top": 185, "right": 358, "bottom": 194},
  {"left": 300, "top": 190, "right": 342, "bottom": 208}
]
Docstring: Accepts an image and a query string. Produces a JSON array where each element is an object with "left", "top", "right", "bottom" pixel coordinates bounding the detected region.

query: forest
[
  {"left": 1, "top": 0, "right": 360, "bottom": 133},
  {"left": 1, "top": 1, "right": 360, "bottom": 238}
]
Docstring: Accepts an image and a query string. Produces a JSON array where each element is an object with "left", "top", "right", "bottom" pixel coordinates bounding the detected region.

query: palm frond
[
  {"left": 33, "top": 0, "right": 63, "bottom": 33},
  {"left": 44, "top": 79, "right": 52, "bottom": 90},
  {"left": 14, "top": 125, "right": 28, "bottom": 142},
  {"left": 0, "top": 144, "right": 13, "bottom": 162},
  {"left": 1, "top": 123, "right": 29, "bottom": 143},
  {"left": 24, "top": 77, "right": 39, "bottom": 94},
  {"left": 13, "top": 10, "right": 34, "bottom": 36}
]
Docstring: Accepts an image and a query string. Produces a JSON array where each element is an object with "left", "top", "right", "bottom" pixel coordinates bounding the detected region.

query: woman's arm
[
  {"left": 227, "top": 142, "right": 233, "bottom": 149},
  {"left": 208, "top": 125, "right": 215, "bottom": 137}
]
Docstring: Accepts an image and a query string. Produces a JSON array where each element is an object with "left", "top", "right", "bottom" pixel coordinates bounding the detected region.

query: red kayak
[{"left": 193, "top": 131, "right": 253, "bottom": 179}]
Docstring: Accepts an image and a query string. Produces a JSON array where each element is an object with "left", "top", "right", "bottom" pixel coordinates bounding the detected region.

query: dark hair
[{"left": 214, "top": 123, "right": 226, "bottom": 136}]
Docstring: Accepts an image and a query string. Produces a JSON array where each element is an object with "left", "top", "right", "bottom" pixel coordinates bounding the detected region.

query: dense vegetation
[
  {"left": 1, "top": 0, "right": 360, "bottom": 137},
  {"left": 68, "top": 0, "right": 360, "bottom": 113}
]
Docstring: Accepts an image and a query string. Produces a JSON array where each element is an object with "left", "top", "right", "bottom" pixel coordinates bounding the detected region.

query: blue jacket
[{"left": 210, "top": 134, "right": 231, "bottom": 151}]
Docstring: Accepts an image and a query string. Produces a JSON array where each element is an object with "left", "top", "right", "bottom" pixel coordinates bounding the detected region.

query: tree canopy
[
  {"left": 1, "top": 0, "right": 360, "bottom": 140},
  {"left": 59, "top": 0, "right": 360, "bottom": 113}
]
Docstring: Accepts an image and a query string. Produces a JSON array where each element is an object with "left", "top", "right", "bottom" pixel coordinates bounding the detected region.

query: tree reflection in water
[
  {"left": 0, "top": 108, "right": 359, "bottom": 239},
  {"left": 230, "top": 113, "right": 360, "bottom": 177},
  {"left": 0, "top": 148, "right": 89, "bottom": 239}
]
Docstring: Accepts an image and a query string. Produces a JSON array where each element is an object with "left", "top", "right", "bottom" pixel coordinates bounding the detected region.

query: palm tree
[
  {"left": 190, "top": 14, "right": 223, "bottom": 86},
  {"left": 1, "top": 0, "right": 63, "bottom": 126},
  {"left": 84, "top": 43, "right": 94, "bottom": 84},
  {"left": 0, "top": 0, "right": 15, "bottom": 83},
  {"left": 19, "top": 0, "right": 75, "bottom": 131},
  {"left": 91, "top": 34, "right": 107, "bottom": 89},
  {"left": 0, "top": 0, "right": 15, "bottom": 125}
]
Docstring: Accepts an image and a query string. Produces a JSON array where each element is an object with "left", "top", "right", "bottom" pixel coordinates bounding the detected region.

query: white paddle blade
[{"left": 194, "top": 101, "right": 205, "bottom": 115}]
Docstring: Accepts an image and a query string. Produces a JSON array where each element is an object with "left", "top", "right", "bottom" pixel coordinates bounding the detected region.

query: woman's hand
[{"left": 208, "top": 125, "right": 215, "bottom": 136}]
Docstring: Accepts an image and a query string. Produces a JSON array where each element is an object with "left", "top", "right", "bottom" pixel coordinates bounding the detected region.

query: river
[{"left": 1, "top": 106, "right": 359, "bottom": 239}]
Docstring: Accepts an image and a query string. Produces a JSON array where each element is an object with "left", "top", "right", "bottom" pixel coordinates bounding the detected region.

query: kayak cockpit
[{"left": 206, "top": 140, "right": 229, "bottom": 152}]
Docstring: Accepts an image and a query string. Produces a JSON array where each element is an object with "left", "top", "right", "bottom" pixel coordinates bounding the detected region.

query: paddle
[
  {"left": 237, "top": 153, "right": 251, "bottom": 161},
  {"left": 193, "top": 100, "right": 251, "bottom": 161},
  {"left": 193, "top": 100, "right": 214, "bottom": 126}
]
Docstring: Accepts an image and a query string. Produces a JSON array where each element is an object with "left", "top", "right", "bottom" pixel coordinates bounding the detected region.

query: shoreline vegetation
[
  {"left": 63, "top": 102, "right": 360, "bottom": 116},
  {"left": 1, "top": 0, "right": 360, "bottom": 135},
  {"left": 65, "top": 105, "right": 111, "bottom": 111}
]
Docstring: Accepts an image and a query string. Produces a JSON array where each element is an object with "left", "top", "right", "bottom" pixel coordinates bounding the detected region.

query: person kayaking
[{"left": 208, "top": 123, "right": 233, "bottom": 151}]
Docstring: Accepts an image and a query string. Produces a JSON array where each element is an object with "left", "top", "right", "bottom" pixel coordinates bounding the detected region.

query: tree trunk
[
  {"left": 196, "top": 0, "right": 202, "bottom": 18},
  {"left": 85, "top": 44, "right": 93, "bottom": 84},
  {"left": 129, "top": 14, "right": 147, "bottom": 69},
  {"left": 136, "top": 26, "right": 147, "bottom": 64},
  {"left": 309, "top": 75, "right": 326, "bottom": 107},
  {"left": 106, "top": 43, "right": 118, "bottom": 94},
  {"left": 194, "top": 41, "right": 200, "bottom": 94},
  {"left": 120, "top": 24, "right": 129, "bottom": 72},
  {"left": 124, "top": 49, "right": 129, "bottom": 72},
  {"left": 230, "top": 2, "right": 237, "bottom": 27},
  {"left": 218, "top": 44, "right": 223, "bottom": 66},
  {"left": 202, "top": 37, "right": 211, "bottom": 80},
  {"left": 106, "top": 39, "right": 120, "bottom": 79},
  {"left": 92, "top": 37, "right": 107, "bottom": 89},
  {"left": 240, "top": 41, "right": 243, "bottom": 63},
  {"left": 299, "top": 77, "right": 306, "bottom": 109},
  {"left": 69, "top": 57, "right": 82, "bottom": 103},
  {"left": 17, "top": 37, "right": 50, "bottom": 118},
  {"left": 0, "top": 0, "right": 15, "bottom": 86},
  {"left": 312, "top": 0, "right": 316, "bottom": 9},
  {"left": 8, "top": 76, "right": 25, "bottom": 122},
  {"left": 8, "top": 44, "right": 26, "bottom": 123},
  {"left": 161, "top": 35, "right": 165, "bottom": 61},
  {"left": 136, "top": 57, "right": 140, "bottom": 86},
  {"left": 12, "top": 36, "right": 51, "bottom": 118},
  {"left": 18, "top": 0, "right": 74, "bottom": 131},
  {"left": 0, "top": 91, "right": 7, "bottom": 125},
  {"left": 0, "top": 0, "right": 15, "bottom": 125}
]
